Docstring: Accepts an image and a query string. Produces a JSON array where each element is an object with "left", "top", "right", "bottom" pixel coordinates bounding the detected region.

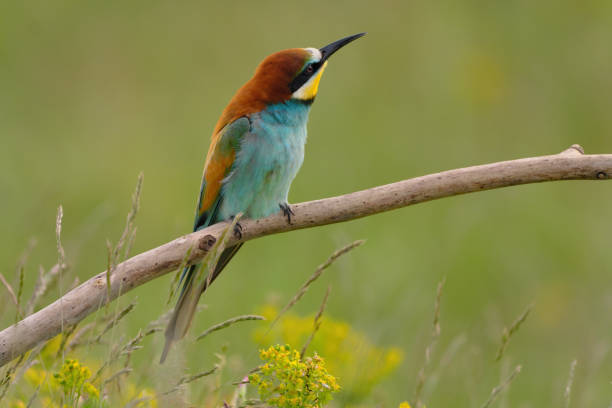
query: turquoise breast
[{"left": 217, "top": 100, "right": 311, "bottom": 220}]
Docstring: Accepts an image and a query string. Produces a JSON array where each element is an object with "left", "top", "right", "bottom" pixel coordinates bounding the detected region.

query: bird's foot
[
  {"left": 279, "top": 203, "right": 294, "bottom": 224},
  {"left": 230, "top": 215, "right": 243, "bottom": 239}
]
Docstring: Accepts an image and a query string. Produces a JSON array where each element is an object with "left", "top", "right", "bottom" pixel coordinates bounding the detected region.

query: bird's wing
[
  {"left": 176, "top": 115, "right": 251, "bottom": 289},
  {"left": 190, "top": 115, "right": 256, "bottom": 292},
  {"left": 193, "top": 116, "right": 251, "bottom": 231},
  {"left": 161, "top": 116, "right": 250, "bottom": 364}
]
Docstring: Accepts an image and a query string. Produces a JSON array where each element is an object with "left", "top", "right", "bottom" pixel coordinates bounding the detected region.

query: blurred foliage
[
  {"left": 4, "top": 302, "right": 400, "bottom": 407},
  {"left": 5, "top": 335, "right": 157, "bottom": 408},
  {"left": 2, "top": 0, "right": 612, "bottom": 406},
  {"left": 254, "top": 304, "right": 403, "bottom": 403}
]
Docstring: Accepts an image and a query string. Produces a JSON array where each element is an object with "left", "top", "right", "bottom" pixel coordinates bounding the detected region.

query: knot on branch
[{"left": 198, "top": 235, "right": 217, "bottom": 251}]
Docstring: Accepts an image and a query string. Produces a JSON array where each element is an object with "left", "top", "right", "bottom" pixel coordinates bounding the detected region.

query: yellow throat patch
[{"left": 292, "top": 61, "right": 328, "bottom": 100}]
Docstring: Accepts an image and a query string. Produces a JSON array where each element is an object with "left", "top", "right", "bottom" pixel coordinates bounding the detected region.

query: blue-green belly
[{"left": 216, "top": 100, "right": 311, "bottom": 220}]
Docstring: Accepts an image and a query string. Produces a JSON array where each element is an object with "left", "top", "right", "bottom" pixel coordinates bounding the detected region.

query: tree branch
[{"left": 1, "top": 144, "right": 610, "bottom": 367}]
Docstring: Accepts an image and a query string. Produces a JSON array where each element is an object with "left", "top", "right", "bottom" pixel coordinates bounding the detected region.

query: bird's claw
[{"left": 279, "top": 203, "right": 294, "bottom": 224}]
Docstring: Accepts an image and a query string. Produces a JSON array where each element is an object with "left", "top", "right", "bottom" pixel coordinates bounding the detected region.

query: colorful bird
[{"left": 161, "top": 33, "right": 365, "bottom": 362}]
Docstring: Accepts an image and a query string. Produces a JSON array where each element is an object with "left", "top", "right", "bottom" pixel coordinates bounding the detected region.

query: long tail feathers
[
  {"left": 160, "top": 268, "right": 201, "bottom": 363},
  {"left": 160, "top": 244, "right": 244, "bottom": 363}
]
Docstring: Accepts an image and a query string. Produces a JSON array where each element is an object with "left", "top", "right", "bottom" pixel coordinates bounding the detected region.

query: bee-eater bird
[{"left": 161, "top": 33, "right": 365, "bottom": 363}]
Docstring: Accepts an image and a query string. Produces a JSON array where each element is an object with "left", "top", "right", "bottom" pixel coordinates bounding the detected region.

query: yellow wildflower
[
  {"left": 252, "top": 304, "right": 403, "bottom": 400},
  {"left": 250, "top": 344, "right": 340, "bottom": 408}
]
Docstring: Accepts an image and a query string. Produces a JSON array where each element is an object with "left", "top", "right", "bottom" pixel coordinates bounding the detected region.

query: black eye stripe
[{"left": 289, "top": 62, "right": 322, "bottom": 93}]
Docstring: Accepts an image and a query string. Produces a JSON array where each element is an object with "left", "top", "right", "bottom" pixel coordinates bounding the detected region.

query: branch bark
[{"left": 1, "top": 144, "right": 611, "bottom": 367}]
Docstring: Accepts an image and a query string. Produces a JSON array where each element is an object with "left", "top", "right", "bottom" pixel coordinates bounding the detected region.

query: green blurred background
[{"left": 2, "top": 0, "right": 612, "bottom": 406}]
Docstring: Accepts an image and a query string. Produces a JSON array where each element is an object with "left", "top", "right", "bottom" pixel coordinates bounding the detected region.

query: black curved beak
[{"left": 319, "top": 33, "right": 366, "bottom": 63}]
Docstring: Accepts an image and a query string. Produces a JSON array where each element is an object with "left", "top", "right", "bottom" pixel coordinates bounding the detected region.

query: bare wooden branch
[{"left": 1, "top": 145, "right": 611, "bottom": 367}]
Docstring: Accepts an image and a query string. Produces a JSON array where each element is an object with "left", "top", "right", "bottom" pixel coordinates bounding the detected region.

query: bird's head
[
  {"left": 255, "top": 32, "right": 366, "bottom": 103},
  {"left": 214, "top": 33, "right": 365, "bottom": 134}
]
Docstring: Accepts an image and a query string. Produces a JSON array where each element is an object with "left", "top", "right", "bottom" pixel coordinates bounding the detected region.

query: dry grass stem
[
  {"left": 111, "top": 315, "right": 164, "bottom": 373},
  {"left": 65, "top": 323, "right": 96, "bottom": 352},
  {"left": 425, "top": 333, "right": 467, "bottom": 394},
  {"left": 13, "top": 238, "right": 38, "bottom": 319},
  {"left": 55, "top": 324, "right": 78, "bottom": 359},
  {"left": 91, "top": 310, "right": 160, "bottom": 385},
  {"left": 1, "top": 240, "right": 35, "bottom": 321},
  {"left": 162, "top": 366, "right": 218, "bottom": 395},
  {"left": 270, "top": 240, "right": 364, "bottom": 330},
  {"left": 0, "top": 354, "right": 25, "bottom": 402},
  {"left": 203, "top": 214, "right": 243, "bottom": 290},
  {"left": 116, "top": 173, "right": 144, "bottom": 263},
  {"left": 56, "top": 206, "right": 66, "bottom": 269},
  {"left": 105, "top": 240, "right": 114, "bottom": 306},
  {"left": 14, "top": 343, "right": 44, "bottom": 385},
  {"left": 103, "top": 368, "right": 133, "bottom": 387},
  {"left": 15, "top": 239, "right": 37, "bottom": 275},
  {"left": 26, "top": 383, "right": 40, "bottom": 407},
  {"left": 414, "top": 276, "right": 446, "bottom": 408},
  {"left": 25, "top": 264, "right": 62, "bottom": 317},
  {"left": 166, "top": 246, "right": 194, "bottom": 306},
  {"left": 95, "top": 302, "right": 136, "bottom": 343},
  {"left": 106, "top": 174, "right": 144, "bottom": 307},
  {"left": 565, "top": 359, "right": 577, "bottom": 408},
  {"left": 123, "top": 326, "right": 163, "bottom": 354},
  {"left": 0, "top": 273, "right": 18, "bottom": 308},
  {"left": 481, "top": 365, "right": 522, "bottom": 408},
  {"left": 92, "top": 344, "right": 120, "bottom": 383},
  {"left": 301, "top": 285, "right": 331, "bottom": 359},
  {"left": 56, "top": 206, "right": 66, "bottom": 341},
  {"left": 124, "top": 226, "right": 138, "bottom": 262},
  {"left": 69, "top": 277, "right": 80, "bottom": 291},
  {"left": 196, "top": 315, "right": 265, "bottom": 342},
  {"left": 121, "top": 327, "right": 163, "bottom": 369},
  {"left": 495, "top": 303, "right": 533, "bottom": 361},
  {"left": 15, "top": 266, "right": 25, "bottom": 322},
  {"left": 25, "top": 267, "right": 47, "bottom": 316}
]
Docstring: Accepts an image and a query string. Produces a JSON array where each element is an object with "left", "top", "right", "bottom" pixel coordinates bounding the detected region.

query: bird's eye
[{"left": 305, "top": 64, "right": 314, "bottom": 74}]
